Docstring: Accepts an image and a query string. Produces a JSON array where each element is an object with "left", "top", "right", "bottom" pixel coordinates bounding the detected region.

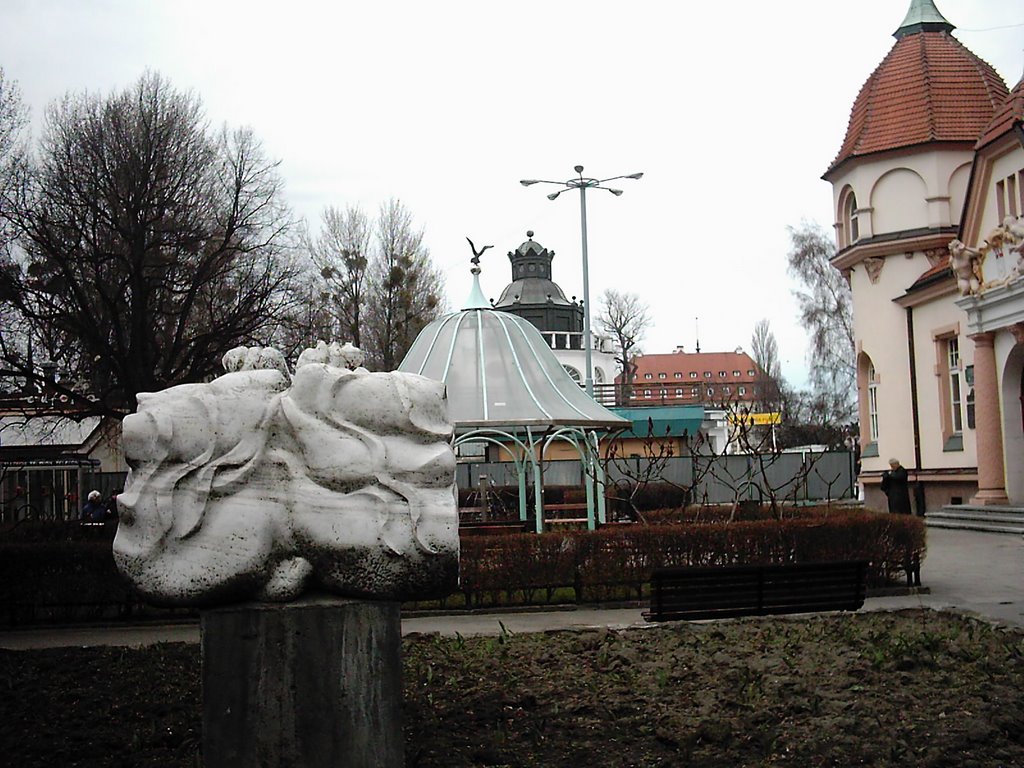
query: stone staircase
[{"left": 925, "top": 505, "right": 1024, "bottom": 535}]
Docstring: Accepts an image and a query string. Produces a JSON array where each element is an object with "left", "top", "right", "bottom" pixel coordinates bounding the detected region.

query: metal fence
[{"left": 457, "top": 451, "right": 855, "bottom": 504}]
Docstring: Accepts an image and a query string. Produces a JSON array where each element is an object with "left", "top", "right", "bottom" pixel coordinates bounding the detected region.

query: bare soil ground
[{"left": 2, "top": 608, "right": 1023, "bottom": 767}]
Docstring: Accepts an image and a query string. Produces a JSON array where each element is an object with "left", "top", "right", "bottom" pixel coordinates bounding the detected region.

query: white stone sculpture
[
  {"left": 948, "top": 239, "right": 983, "bottom": 295},
  {"left": 1003, "top": 216, "right": 1024, "bottom": 282},
  {"left": 113, "top": 344, "right": 458, "bottom": 606}
]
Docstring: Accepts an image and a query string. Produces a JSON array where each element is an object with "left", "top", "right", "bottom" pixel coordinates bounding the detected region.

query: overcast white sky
[{"left": 2, "top": 0, "right": 1022, "bottom": 387}]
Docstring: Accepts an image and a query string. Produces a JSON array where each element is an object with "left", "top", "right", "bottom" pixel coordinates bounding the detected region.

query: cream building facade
[{"left": 825, "top": 0, "right": 1021, "bottom": 511}]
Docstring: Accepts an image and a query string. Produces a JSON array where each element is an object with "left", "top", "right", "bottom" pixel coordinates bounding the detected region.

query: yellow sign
[{"left": 728, "top": 411, "right": 782, "bottom": 426}]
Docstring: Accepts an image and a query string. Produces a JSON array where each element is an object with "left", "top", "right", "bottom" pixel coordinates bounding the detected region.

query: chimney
[{"left": 674, "top": 345, "right": 685, "bottom": 354}]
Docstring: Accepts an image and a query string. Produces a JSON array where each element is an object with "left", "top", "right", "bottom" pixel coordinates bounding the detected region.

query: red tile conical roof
[{"left": 825, "top": 31, "right": 1007, "bottom": 177}]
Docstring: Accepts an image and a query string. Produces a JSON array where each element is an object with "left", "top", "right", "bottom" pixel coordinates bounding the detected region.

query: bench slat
[{"left": 646, "top": 561, "right": 867, "bottom": 622}]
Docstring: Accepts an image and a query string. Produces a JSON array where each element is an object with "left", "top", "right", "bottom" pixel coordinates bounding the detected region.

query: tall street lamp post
[{"left": 520, "top": 165, "right": 642, "bottom": 397}]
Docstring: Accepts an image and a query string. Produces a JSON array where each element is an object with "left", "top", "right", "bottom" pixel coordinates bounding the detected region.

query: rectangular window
[
  {"left": 706, "top": 387, "right": 714, "bottom": 397},
  {"left": 675, "top": 388, "right": 683, "bottom": 396},
  {"left": 723, "top": 386, "right": 731, "bottom": 394},
  {"left": 689, "top": 372, "right": 697, "bottom": 378},
  {"left": 658, "top": 372, "right": 666, "bottom": 379},
  {"left": 643, "top": 389, "right": 651, "bottom": 398},
  {"left": 1009, "top": 175, "right": 1019, "bottom": 218},
  {"left": 719, "top": 371, "right": 727, "bottom": 378},
  {"left": 738, "top": 386, "right": 746, "bottom": 395},
  {"left": 747, "top": 369, "right": 756, "bottom": 376},
  {"left": 733, "top": 370, "right": 741, "bottom": 377},
  {"left": 674, "top": 372, "right": 682, "bottom": 379},
  {"left": 644, "top": 373, "right": 652, "bottom": 379},
  {"left": 704, "top": 371, "right": 712, "bottom": 378},
  {"left": 948, "top": 338, "right": 963, "bottom": 434},
  {"left": 997, "top": 179, "right": 1006, "bottom": 221},
  {"left": 868, "top": 364, "right": 879, "bottom": 442}
]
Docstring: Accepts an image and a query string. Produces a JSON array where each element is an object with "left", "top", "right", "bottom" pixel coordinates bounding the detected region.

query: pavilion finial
[
  {"left": 466, "top": 237, "right": 493, "bottom": 272},
  {"left": 463, "top": 236, "right": 492, "bottom": 310},
  {"left": 894, "top": 0, "right": 954, "bottom": 39}
]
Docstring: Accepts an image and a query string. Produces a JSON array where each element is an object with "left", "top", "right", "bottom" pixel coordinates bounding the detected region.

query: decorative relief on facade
[
  {"left": 863, "top": 257, "right": 885, "bottom": 284},
  {"left": 954, "top": 215, "right": 1024, "bottom": 295}
]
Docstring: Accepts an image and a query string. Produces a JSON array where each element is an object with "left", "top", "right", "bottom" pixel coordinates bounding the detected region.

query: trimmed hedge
[
  {"left": 459, "top": 508, "right": 924, "bottom": 607},
  {"left": 0, "top": 507, "right": 925, "bottom": 624}
]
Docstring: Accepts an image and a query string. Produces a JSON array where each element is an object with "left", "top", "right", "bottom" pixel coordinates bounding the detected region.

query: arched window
[
  {"left": 867, "top": 363, "right": 879, "bottom": 441},
  {"left": 843, "top": 189, "right": 860, "bottom": 246},
  {"left": 563, "top": 364, "right": 582, "bottom": 383}
]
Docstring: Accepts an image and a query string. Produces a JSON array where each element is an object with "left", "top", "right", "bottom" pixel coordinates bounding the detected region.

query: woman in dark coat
[{"left": 880, "top": 458, "right": 912, "bottom": 514}]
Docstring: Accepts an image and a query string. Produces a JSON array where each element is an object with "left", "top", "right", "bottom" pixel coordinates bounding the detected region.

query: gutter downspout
[{"left": 905, "top": 307, "right": 926, "bottom": 515}]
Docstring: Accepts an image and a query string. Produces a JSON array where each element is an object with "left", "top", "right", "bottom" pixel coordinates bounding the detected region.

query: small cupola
[{"left": 508, "top": 230, "right": 554, "bottom": 281}]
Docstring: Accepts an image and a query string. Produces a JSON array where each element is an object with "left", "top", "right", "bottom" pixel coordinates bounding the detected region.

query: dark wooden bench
[{"left": 644, "top": 560, "right": 867, "bottom": 622}]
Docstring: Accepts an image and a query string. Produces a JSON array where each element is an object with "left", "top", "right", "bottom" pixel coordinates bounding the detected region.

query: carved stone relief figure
[
  {"left": 948, "top": 239, "right": 983, "bottom": 295},
  {"left": 113, "top": 344, "right": 458, "bottom": 606}
]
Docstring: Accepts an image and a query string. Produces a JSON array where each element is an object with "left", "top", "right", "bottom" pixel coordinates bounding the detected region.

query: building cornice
[
  {"left": 955, "top": 278, "right": 1024, "bottom": 336},
  {"left": 832, "top": 227, "right": 958, "bottom": 270}
]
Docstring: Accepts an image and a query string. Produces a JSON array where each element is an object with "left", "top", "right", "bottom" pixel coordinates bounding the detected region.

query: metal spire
[{"left": 894, "top": 0, "right": 954, "bottom": 39}]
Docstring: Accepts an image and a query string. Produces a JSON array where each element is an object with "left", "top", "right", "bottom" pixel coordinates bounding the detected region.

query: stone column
[
  {"left": 969, "top": 332, "right": 1009, "bottom": 505},
  {"left": 202, "top": 596, "right": 404, "bottom": 768}
]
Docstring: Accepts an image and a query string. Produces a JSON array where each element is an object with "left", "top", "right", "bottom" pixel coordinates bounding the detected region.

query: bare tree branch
[
  {"left": 596, "top": 289, "right": 650, "bottom": 404},
  {"left": 1, "top": 72, "right": 300, "bottom": 414}
]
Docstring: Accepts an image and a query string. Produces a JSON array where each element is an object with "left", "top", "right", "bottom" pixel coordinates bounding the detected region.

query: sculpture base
[{"left": 202, "top": 596, "right": 403, "bottom": 767}]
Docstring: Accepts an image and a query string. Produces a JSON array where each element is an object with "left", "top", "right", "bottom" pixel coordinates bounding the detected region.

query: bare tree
[
  {"left": 596, "top": 289, "right": 650, "bottom": 404},
  {"left": 1, "top": 72, "right": 300, "bottom": 414},
  {"left": 750, "top": 318, "right": 782, "bottom": 406},
  {"left": 0, "top": 67, "right": 28, "bottom": 247},
  {"left": 787, "top": 221, "right": 856, "bottom": 423},
  {"left": 363, "top": 198, "right": 445, "bottom": 370},
  {"left": 0, "top": 68, "right": 30, "bottom": 393},
  {"left": 305, "top": 205, "right": 371, "bottom": 347}
]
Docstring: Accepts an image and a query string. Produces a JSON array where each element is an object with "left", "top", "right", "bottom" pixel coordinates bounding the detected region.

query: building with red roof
[
  {"left": 617, "top": 348, "right": 763, "bottom": 407},
  {"left": 825, "top": 0, "right": 1024, "bottom": 514}
]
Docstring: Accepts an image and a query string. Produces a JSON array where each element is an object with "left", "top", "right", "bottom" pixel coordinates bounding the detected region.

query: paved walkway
[{"left": 1, "top": 527, "right": 1021, "bottom": 651}]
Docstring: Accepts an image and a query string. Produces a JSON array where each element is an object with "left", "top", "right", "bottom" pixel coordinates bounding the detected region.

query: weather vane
[{"left": 466, "top": 237, "right": 493, "bottom": 273}]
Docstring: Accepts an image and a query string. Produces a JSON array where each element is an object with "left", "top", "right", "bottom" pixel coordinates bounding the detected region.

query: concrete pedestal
[{"left": 201, "top": 596, "right": 403, "bottom": 767}]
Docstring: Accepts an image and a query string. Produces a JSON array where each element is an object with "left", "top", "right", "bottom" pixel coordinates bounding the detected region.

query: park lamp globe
[{"left": 518, "top": 164, "right": 642, "bottom": 396}]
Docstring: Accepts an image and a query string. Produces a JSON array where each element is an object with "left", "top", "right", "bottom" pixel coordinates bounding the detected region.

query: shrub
[
  {"left": 459, "top": 507, "right": 924, "bottom": 607},
  {"left": 1, "top": 507, "right": 925, "bottom": 622}
]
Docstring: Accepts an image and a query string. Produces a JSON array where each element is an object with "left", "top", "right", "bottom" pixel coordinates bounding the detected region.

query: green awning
[{"left": 607, "top": 405, "right": 705, "bottom": 439}]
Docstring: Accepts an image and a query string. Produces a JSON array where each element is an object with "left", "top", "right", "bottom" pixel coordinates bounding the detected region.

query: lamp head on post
[{"left": 518, "top": 165, "right": 643, "bottom": 398}]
